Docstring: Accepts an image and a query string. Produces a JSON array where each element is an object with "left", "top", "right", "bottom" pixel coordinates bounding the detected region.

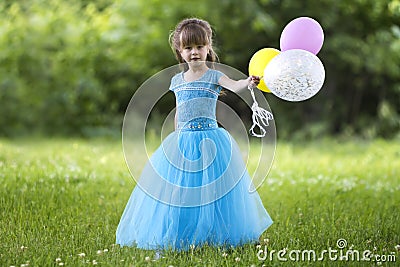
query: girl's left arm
[{"left": 218, "top": 75, "right": 260, "bottom": 93}]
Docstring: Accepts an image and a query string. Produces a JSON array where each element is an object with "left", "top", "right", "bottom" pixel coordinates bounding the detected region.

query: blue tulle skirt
[{"left": 116, "top": 127, "right": 272, "bottom": 251}]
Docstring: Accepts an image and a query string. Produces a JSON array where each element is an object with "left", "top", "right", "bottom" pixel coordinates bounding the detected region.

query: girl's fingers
[{"left": 250, "top": 76, "right": 260, "bottom": 85}]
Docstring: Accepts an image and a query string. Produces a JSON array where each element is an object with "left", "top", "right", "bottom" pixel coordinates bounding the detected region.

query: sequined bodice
[{"left": 169, "top": 69, "right": 224, "bottom": 131}]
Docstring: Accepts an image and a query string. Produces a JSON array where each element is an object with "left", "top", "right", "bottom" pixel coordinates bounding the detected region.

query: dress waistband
[{"left": 177, "top": 118, "right": 218, "bottom": 131}]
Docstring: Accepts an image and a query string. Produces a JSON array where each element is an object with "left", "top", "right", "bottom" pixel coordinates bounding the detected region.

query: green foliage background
[{"left": 0, "top": 0, "right": 399, "bottom": 138}]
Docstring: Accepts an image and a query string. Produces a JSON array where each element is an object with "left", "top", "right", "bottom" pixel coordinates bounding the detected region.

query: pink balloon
[{"left": 280, "top": 17, "right": 324, "bottom": 55}]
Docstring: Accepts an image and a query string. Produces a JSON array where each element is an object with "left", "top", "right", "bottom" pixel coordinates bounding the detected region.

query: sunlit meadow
[{"left": 0, "top": 138, "right": 399, "bottom": 266}]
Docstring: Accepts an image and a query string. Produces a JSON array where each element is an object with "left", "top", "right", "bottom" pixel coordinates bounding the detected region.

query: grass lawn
[{"left": 0, "top": 137, "right": 399, "bottom": 266}]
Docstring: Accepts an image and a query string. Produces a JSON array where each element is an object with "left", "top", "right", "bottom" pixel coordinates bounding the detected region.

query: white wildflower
[
  {"left": 154, "top": 251, "right": 162, "bottom": 260},
  {"left": 55, "top": 258, "right": 62, "bottom": 262},
  {"left": 235, "top": 257, "right": 240, "bottom": 262},
  {"left": 78, "top": 253, "right": 85, "bottom": 257},
  {"left": 145, "top": 256, "right": 151, "bottom": 262}
]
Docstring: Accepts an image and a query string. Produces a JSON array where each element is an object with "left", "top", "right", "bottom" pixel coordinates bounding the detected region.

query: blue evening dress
[{"left": 116, "top": 68, "right": 272, "bottom": 251}]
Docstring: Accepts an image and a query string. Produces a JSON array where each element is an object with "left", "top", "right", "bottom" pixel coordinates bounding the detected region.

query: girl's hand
[{"left": 249, "top": 75, "right": 261, "bottom": 88}]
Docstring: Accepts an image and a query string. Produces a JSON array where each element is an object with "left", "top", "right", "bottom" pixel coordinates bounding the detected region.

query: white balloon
[{"left": 264, "top": 49, "right": 325, "bottom": 102}]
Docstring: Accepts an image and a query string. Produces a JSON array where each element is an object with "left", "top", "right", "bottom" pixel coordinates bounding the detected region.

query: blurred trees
[{"left": 0, "top": 0, "right": 399, "bottom": 138}]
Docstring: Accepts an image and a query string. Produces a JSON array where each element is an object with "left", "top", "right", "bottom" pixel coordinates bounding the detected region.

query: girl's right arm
[
  {"left": 174, "top": 99, "right": 178, "bottom": 130},
  {"left": 174, "top": 111, "right": 177, "bottom": 130}
]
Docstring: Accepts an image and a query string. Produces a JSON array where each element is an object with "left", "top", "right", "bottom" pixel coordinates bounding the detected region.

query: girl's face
[{"left": 179, "top": 44, "right": 209, "bottom": 66}]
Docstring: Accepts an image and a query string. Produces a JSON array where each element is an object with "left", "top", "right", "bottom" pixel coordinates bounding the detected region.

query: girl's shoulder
[
  {"left": 169, "top": 72, "right": 184, "bottom": 91},
  {"left": 171, "top": 71, "right": 183, "bottom": 82},
  {"left": 204, "top": 68, "right": 224, "bottom": 82}
]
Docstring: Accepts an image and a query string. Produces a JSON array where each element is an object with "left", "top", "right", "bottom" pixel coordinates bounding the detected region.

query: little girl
[{"left": 116, "top": 18, "right": 273, "bottom": 251}]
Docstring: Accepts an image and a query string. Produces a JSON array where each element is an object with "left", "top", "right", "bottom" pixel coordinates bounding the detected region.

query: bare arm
[
  {"left": 218, "top": 75, "right": 260, "bottom": 93},
  {"left": 174, "top": 112, "right": 177, "bottom": 130},
  {"left": 174, "top": 100, "right": 178, "bottom": 130}
]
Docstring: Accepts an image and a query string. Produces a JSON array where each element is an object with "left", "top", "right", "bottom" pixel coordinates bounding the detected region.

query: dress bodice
[{"left": 169, "top": 69, "right": 224, "bottom": 131}]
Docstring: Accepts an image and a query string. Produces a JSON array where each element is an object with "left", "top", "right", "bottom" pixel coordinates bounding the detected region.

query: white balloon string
[{"left": 247, "top": 85, "right": 274, "bottom": 138}]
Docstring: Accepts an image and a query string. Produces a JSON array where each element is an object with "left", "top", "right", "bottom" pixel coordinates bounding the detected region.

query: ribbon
[{"left": 247, "top": 85, "right": 274, "bottom": 138}]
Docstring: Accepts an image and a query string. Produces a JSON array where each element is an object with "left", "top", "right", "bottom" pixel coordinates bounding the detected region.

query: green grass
[{"left": 0, "top": 137, "right": 399, "bottom": 266}]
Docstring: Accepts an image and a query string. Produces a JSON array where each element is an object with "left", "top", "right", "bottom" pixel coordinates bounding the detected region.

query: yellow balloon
[{"left": 249, "top": 48, "right": 280, "bottom": 92}]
